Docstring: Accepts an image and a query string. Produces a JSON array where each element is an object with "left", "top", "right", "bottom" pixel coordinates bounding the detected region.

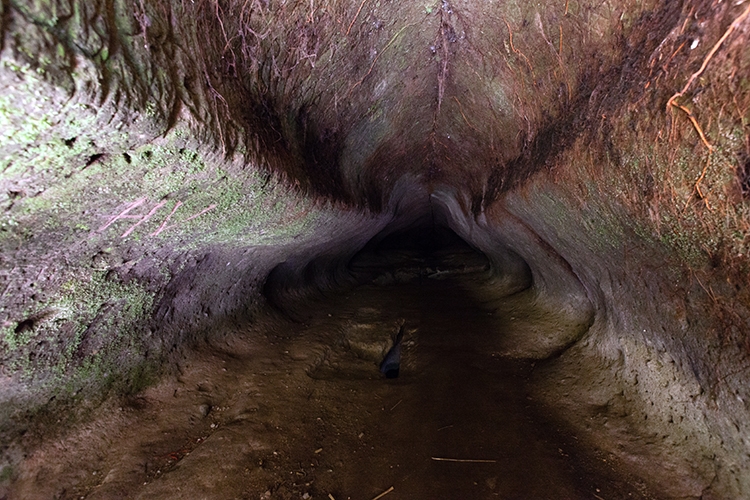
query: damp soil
[{"left": 9, "top": 260, "right": 660, "bottom": 499}]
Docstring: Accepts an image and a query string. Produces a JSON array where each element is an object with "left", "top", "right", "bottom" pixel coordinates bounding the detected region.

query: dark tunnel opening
[
  {"left": 261, "top": 216, "right": 495, "bottom": 322},
  {"left": 347, "top": 222, "right": 491, "bottom": 285}
]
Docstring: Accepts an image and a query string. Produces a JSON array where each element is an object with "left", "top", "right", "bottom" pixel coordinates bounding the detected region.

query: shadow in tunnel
[
  {"left": 294, "top": 269, "right": 653, "bottom": 499},
  {"left": 376, "top": 278, "right": 584, "bottom": 497},
  {"left": 255, "top": 215, "right": 650, "bottom": 498},
  {"left": 347, "top": 223, "right": 491, "bottom": 285}
]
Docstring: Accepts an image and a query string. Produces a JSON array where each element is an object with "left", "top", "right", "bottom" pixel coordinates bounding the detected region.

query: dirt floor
[{"left": 7, "top": 246, "right": 661, "bottom": 500}]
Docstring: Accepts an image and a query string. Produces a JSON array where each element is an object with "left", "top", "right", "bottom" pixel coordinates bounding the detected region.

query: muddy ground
[{"left": 7, "top": 244, "right": 661, "bottom": 500}]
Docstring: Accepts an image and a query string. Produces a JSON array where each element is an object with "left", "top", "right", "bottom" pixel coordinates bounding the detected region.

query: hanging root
[{"left": 667, "top": 3, "right": 750, "bottom": 151}]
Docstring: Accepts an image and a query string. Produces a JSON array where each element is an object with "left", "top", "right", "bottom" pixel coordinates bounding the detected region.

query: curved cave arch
[{"left": 1, "top": 0, "right": 750, "bottom": 497}]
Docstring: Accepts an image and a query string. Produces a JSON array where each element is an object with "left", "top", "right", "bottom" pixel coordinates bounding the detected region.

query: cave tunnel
[{"left": 2, "top": 0, "right": 750, "bottom": 498}]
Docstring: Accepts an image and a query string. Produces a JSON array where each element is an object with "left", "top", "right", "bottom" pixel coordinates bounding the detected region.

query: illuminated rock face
[{"left": 1, "top": 0, "right": 750, "bottom": 496}]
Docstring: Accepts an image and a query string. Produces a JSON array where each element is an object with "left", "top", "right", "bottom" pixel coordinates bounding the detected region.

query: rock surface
[{"left": 1, "top": 0, "right": 750, "bottom": 497}]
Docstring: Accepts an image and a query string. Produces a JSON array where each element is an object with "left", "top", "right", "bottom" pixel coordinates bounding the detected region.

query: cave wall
[
  {"left": 438, "top": 178, "right": 750, "bottom": 497},
  {"left": 435, "top": 6, "right": 750, "bottom": 489},
  {"left": 0, "top": 1, "right": 400, "bottom": 476},
  {"left": 1, "top": 0, "right": 750, "bottom": 497}
]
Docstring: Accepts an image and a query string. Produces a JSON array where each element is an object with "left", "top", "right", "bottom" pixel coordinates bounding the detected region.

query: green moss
[
  {"left": 58, "top": 271, "right": 152, "bottom": 325},
  {"left": 0, "top": 20, "right": 336, "bottom": 445},
  {"left": 0, "top": 268, "right": 154, "bottom": 378},
  {"left": 1, "top": 324, "right": 35, "bottom": 352},
  {"left": 0, "top": 465, "right": 12, "bottom": 482},
  {"left": 1, "top": 114, "right": 324, "bottom": 382},
  {"left": 2, "top": 118, "right": 322, "bottom": 251}
]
